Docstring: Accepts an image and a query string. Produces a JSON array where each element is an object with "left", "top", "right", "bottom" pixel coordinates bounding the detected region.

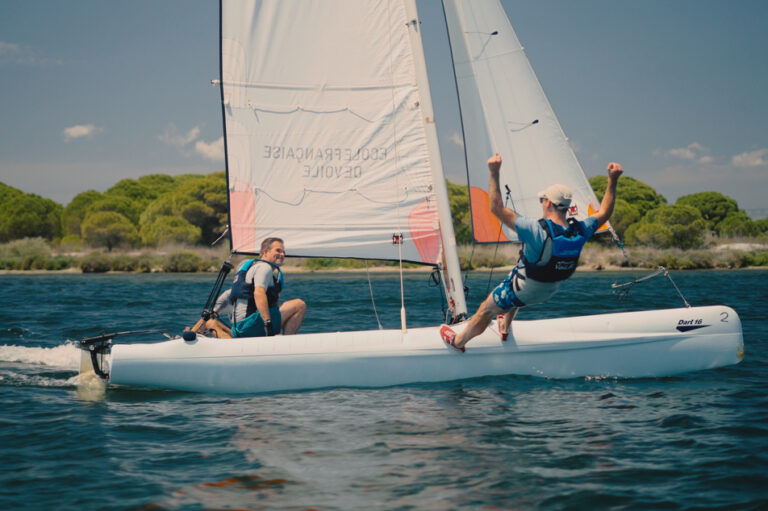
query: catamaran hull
[{"left": 102, "top": 306, "right": 743, "bottom": 394}]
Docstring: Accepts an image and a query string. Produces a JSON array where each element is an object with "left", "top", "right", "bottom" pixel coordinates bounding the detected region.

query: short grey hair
[{"left": 260, "top": 237, "right": 284, "bottom": 255}]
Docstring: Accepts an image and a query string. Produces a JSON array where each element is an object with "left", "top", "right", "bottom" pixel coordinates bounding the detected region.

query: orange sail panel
[
  {"left": 469, "top": 186, "right": 510, "bottom": 243},
  {"left": 588, "top": 203, "right": 610, "bottom": 232}
]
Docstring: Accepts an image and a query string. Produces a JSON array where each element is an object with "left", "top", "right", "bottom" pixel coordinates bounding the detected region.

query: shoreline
[
  {"left": 2, "top": 242, "right": 766, "bottom": 275},
  {"left": 2, "top": 264, "right": 767, "bottom": 275}
]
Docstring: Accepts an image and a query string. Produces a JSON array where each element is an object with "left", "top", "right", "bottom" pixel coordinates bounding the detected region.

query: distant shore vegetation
[{"left": 1, "top": 172, "right": 767, "bottom": 272}]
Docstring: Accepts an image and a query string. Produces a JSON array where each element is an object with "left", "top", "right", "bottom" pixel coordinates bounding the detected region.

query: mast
[{"left": 405, "top": 0, "right": 467, "bottom": 318}]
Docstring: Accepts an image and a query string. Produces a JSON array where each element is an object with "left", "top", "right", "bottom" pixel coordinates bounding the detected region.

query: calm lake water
[{"left": 1, "top": 269, "right": 766, "bottom": 510}]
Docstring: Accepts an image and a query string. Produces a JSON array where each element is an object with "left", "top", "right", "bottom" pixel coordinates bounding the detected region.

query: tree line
[
  {"left": 0, "top": 173, "right": 227, "bottom": 251},
  {"left": 449, "top": 176, "right": 768, "bottom": 248},
  {"left": 1, "top": 172, "right": 766, "bottom": 252}
]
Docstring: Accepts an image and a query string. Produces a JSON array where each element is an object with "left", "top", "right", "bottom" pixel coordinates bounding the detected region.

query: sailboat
[{"left": 79, "top": 0, "right": 743, "bottom": 394}]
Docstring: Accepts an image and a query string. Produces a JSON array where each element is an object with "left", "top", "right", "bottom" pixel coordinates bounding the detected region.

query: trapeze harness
[
  {"left": 521, "top": 218, "right": 588, "bottom": 283},
  {"left": 229, "top": 258, "right": 284, "bottom": 316}
]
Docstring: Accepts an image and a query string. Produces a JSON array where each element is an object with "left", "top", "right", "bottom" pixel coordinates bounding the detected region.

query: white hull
[{"left": 102, "top": 306, "right": 743, "bottom": 394}]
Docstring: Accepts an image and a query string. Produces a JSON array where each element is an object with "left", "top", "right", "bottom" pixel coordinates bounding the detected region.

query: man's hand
[
  {"left": 607, "top": 162, "right": 623, "bottom": 180},
  {"left": 264, "top": 319, "right": 276, "bottom": 336},
  {"left": 488, "top": 153, "right": 502, "bottom": 175}
]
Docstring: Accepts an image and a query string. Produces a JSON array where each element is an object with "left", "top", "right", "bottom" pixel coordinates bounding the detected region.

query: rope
[
  {"left": 429, "top": 267, "right": 459, "bottom": 324},
  {"left": 607, "top": 224, "right": 629, "bottom": 260}
]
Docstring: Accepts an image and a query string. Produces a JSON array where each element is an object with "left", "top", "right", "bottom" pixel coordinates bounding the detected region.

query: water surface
[{"left": 1, "top": 270, "right": 766, "bottom": 509}]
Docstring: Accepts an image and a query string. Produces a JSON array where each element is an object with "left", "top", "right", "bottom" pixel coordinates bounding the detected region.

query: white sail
[
  {"left": 221, "top": 0, "right": 451, "bottom": 265},
  {"left": 443, "top": 0, "right": 604, "bottom": 243}
]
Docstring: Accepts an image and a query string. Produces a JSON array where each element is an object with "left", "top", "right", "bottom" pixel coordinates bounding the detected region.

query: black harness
[{"left": 230, "top": 259, "right": 283, "bottom": 315}]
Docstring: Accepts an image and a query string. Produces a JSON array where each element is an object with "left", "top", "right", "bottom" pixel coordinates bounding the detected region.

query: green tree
[
  {"left": 625, "top": 222, "right": 673, "bottom": 248},
  {"left": 87, "top": 195, "right": 142, "bottom": 225},
  {"left": 175, "top": 172, "right": 228, "bottom": 244},
  {"left": 105, "top": 178, "right": 157, "bottom": 208},
  {"left": 0, "top": 182, "right": 24, "bottom": 205},
  {"left": 590, "top": 175, "right": 666, "bottom": 218},
  {"left": 173, "top": 174, "right": 205, "bottom": 186},
  {"left": 137, "top": 174, "right": 176, "bottom": 196},
  {"left": 0, "top": 193, "right": 63, "bottom": 242},
  {"left": 603, "top": 198, "right": 641, "bottom": 240},
  {"left": 755, "top": 218, "right": 768, "bottom": 234},
  {"left": 62, "top": 190, "right": 103, "bottom": 236},
  {"left": 715, "top": 211, "right": 760, "bottom": 238},
  {"left": 81, "top": 211, "right": 139, "bottom": 251},
  {"left": 644, "top": 204, "right": 707, "bottom": 249},
  {"left": 446, "top": 180, "right": 472, "bottom": 244},
  {"left": 676, "top": 191, "right": 738, "bottom": 231},
  {"left": 140, "top": 216, "right": 201, "bottom": 246},
  {"left": 139, "top": 192, "right": 183, "bottom": 227}
]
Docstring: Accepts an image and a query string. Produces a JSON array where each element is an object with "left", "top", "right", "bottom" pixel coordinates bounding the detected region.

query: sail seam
[
  {"left": 220, "top": 80, "right": 415, "bottom": 91},
  {"left": 253, "top": 187, "right": 409, "bottom": 206},
  {"left": 247, "top": 104, "right": 386, "bottom": 123}
]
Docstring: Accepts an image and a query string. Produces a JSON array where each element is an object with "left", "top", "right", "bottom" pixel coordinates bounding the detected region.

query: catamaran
[{"left": 79, "top": 0, "right": 743, "bottom": 394}]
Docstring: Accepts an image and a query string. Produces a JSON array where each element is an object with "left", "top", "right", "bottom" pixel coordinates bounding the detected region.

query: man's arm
[
  {"left": 592, "top": 162, "right": 623, "bottom": 228},
  {"left": 252, "top": 286, "right": 275, "bottom": 335},
  {"left": 487, "top": 153, "right": 519, "bottom": 231},
  {"left": 250, "top": 263, "right": 277, "bottom": 335}
]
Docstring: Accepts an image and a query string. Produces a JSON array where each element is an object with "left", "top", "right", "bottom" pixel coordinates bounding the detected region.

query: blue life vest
[
  {"left": 230, "top": 259, "right": 284, "bottom": 314},
  {"left": 522, "top": 218, "right": 587, "bottom": 283}
]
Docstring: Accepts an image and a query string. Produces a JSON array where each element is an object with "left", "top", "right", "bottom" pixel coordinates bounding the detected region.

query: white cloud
[
  {"left": 449, "top": 132, "right": 464, "bottom": 148},
  {"left": 0, "top": 40, "right": 62, "bottom": 66},
  {"left": 0, "top": 41, "right": 20, "bottom": 57},
  {"left": 195, "top": 137, "right": 224, "bottom": 161},
  {"left": 731, "top": 148, "right": 768, "bottom": 168},
  {"left": 158, "top": 124, "right": 221, "bottom": 161},
  {"left": 62, "top": 124, "right": 103, "bottom": 141},
  {"left": 158, "top": 124, "right": 201, "bottom": 148},
  {"left": 660, "top": 142, "right": 713, "bottom": 164}
]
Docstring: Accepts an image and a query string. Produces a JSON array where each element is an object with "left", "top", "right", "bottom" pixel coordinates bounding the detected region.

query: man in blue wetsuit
[
  {"left": 441, "top": 153, "right": 623, "bottom": 351},
  {"left": 230, "top": 237, "right": 306, "bottom": 338}
]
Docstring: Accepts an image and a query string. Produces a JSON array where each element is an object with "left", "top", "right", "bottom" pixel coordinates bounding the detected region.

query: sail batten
[{"left": 222, "top": 80, "right": 417, "bottom": 91}]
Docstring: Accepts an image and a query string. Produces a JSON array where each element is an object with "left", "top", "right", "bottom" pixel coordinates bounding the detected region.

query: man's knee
[{"left": 282, "top": 298, "right": 306, "bottom": 317}]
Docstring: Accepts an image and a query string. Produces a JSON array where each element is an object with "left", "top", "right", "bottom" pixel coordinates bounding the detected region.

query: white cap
[{"left": 538, "top": 183, "right": 573, "bottom": 211}]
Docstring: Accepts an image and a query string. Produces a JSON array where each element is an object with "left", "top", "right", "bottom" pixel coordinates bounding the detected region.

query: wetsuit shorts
[
  {"left": 491, "top": 267, "right": 558, "bottom": 311},
  {"left": 231, "top": 305, "right": 282, "bottom": 338}
]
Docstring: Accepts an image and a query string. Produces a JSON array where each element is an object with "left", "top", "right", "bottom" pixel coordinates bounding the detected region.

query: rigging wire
[
  {"left": 611, "top": 266, "right": 691, "bottom": 308},
  {"left": 211, "top": 225, "right": 230, "bottom": 247},
  {"left": 386, "top": 0, "right": 407, "bottom": 332},
  {"left": 365, "top": 260, "right": 384, "bottom": 330}
]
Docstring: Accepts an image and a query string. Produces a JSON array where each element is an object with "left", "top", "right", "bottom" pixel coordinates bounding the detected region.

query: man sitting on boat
[
  {"left": 229, "top": 237, "right": 307, "bottom": 338},
  {"left": 441, "top": 153, "right": 623, "bottom": 351}
]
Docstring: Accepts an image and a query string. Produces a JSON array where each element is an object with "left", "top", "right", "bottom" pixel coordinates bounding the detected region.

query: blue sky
[{"left": 2, "top": 0, "right": 767, "bottom": 218}]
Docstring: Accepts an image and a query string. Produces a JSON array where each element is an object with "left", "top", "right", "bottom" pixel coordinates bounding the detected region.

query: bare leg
[
  {"left": 498, "top": 307, "right": 518, "bottom": 336},
  {"left": 204, "top": 318, "right": 232, "bottom": 339},
  {"left": 454, "top": 295, "right": 504, "bottom": 349},
  {"left": 280, "top": 298, "right": 307, "bottom": 335}
]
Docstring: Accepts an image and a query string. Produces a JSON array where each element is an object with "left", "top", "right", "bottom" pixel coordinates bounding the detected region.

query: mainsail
[
  {"left": 220, "top": 0, "right": 459, "bottom": 268},
  {"left": 443, "top": 0, "right": 604, "bottom": 243}
]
